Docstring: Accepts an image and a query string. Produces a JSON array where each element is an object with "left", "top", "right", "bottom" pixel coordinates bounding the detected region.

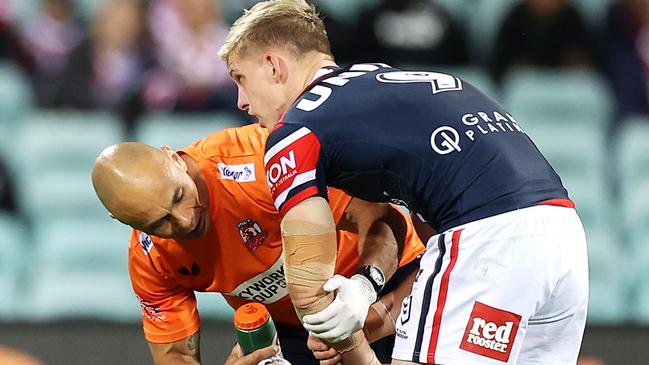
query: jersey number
[
  {"left": 297, "top": 66, "right": 463, "bottom": 112},
  {"left": 296, "top": 63, "right": 389, "bottom": 112},
  {"left": 376, "top": 71, "right": 462, "bottom": 94}
]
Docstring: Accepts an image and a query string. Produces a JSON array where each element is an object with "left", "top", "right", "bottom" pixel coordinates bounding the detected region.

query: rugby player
[{"left": 218, "top": 1, "right": 589, "bottom": 364}]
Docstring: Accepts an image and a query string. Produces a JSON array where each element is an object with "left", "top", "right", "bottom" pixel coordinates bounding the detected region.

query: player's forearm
[
  {"left": 280, "top": 197, "right": 338, "bottom": 310},
  {"left": 281, "top": 197, "right": 365, "bottom": 353}
]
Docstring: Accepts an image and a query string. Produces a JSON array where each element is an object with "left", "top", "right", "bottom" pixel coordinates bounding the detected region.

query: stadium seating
[
  {"left": 0, "top": 213, "right": 27, "bottom": 319},
  {"left": 314, "top": 0, "right": 377, "bottom": 24},
  {"left": 616, "top": 118, "right": 649, "bottom": 224},
  {"left": 466, "top": 0, "right": 518, "bottom": 63},
  {"left": 632, "top": 251, "right": 649, "bottom": 322},
  {"left": 75, "top": 0, "right": 105, "bottom": 19},
  {"left": 524, "top": 125, "right": 609, "bottom": 223},
  {"left": 12, "top": 112, "right": 124, "bottom": 221},
  {"left": 195, "top": 292, "right": 235, "bottom": 321},
  {"left": 626, "top": 184, "right": 649, "bottom": 322},
  {"left": 135, "top": 112, "right": 244, "bottom": 150},
  {"left": 26, "top": 216, "right": 139, "bottom": 321},
  {"left": 586, "top": 224, "right": 631, "bottom": 323},
  {"left": 12, "top": 111, "right": 123, "bottom": 174},
  {"left": 501, "top": 68, "right": 614, "bottom": 130},
  {"left": 616, "top": 119, "right": 649, "bottom": 322},
  {"left": 20, "top": 170, "right": 107, "bottom": 222},
  {"left": 572, "top": 0, "right": 613, "bottom": 27},
  {"left": 436, "top": 0, "right": 471, "bottom": 22},
  {"left": 10, "top": 0, "right": 102, "bottom": 25},
  {"left": 0, "top": 62, "right": 34, "bottom": 153}
]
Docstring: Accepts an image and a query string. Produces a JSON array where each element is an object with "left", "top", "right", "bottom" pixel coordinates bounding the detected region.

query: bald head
[
  {"left": 92, "top": 142, "right": 182, "bottom": 226},
  {"left": 93, "top": 142, "right": 168, "bottom": 223},
  {"left": 93, "top": 142, "right": 210, "bottom": 239}
]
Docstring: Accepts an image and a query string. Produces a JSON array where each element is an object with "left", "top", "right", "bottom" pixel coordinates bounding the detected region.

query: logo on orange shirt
[
  {"left": 136, "top": 295, "right": 167, "bottom": 323},
  {"left": 218, "top": 162, "right": 256, "bottom": 182},
  {"left": 237, "top": 218, "right": 266, "bottom": 252},
  {"left": 139, "top": 232, "right": 154, "bottom": 255}
]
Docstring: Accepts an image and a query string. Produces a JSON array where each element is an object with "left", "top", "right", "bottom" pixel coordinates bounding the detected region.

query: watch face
[{"left": 369, "top": 267, "right": 385, "bottom": 286}]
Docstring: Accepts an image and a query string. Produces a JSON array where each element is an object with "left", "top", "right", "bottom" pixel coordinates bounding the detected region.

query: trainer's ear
[{"left": 161, "top": 145, "right": 187, "bottom": 172}]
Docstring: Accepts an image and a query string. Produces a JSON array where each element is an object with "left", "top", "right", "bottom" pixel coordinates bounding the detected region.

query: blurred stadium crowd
[{"left": 0, "top": 0, "right": 647, "bottom": 330}]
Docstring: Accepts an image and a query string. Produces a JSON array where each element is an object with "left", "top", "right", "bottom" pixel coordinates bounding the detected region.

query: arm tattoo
[{"left": 187, "top": 332, "right": 201, "bottom": 362}]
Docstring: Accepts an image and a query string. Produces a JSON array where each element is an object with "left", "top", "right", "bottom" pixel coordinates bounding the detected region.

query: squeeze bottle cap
[{"left": 234, "top": 303, "right": 271, "bottom": 330}]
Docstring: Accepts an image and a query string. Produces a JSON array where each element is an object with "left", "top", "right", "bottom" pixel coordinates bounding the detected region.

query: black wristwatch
[{"left": 356, "top": 265, "right": 386, "bottom": 296}]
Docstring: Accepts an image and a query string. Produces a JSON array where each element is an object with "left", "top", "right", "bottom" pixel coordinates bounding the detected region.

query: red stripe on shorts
[{"left": 427, "top": 229, "right": 463, "bottom": 364}]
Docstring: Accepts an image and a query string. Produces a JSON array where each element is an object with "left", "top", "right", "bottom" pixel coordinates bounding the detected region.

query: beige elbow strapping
[{"left": 281, "top": 219, "right": 365, "bottom": 353}]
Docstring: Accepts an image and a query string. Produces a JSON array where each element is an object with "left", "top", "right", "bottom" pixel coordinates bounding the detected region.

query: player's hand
[
  {"left": 224, "top": 343, "right": 280, "bottom": 365},
  {"left": 307, "top": 335, "right": 342, "bottom": 365},
  {"left": 302, "top": 274, "right": 376, "bottom": 343}
]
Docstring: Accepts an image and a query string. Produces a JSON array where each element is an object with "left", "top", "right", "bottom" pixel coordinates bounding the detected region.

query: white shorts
[{"left": 393, "top": 205, "right": 589, "bottom": 365}]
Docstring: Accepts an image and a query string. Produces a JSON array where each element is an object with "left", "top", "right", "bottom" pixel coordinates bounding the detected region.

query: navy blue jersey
[{"left": 264, "top": 64, "right": 570, "bottom": 231}]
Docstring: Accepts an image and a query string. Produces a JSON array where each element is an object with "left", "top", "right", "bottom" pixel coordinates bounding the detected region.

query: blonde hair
[{"left": 218, "top": 0, "right": 332, "bottom": 65}]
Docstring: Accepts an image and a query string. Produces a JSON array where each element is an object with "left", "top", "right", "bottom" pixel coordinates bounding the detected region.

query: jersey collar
[{"left": 277, "top": 66, "right": 341, "bottom": 128}]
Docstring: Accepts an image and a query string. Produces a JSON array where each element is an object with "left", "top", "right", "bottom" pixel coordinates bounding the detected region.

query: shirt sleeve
[
  {"left": 129, "top": 231, "right": 200, "bottom": 344},
  {"left": 264, "top": 123, "right": 327, "bottom": 217}
]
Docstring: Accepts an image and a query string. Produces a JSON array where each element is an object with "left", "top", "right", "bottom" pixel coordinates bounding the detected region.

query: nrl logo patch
[{"left": 237, "top": 218, "right": 266, "bottom": 252}]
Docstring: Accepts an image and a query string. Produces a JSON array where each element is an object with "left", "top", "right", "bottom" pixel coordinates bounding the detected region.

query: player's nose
[{"left": 237, "top": 88, "right": 250, "bottom": 112}]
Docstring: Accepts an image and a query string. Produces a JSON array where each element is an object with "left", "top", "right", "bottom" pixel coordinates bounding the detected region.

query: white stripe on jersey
[
  {"left": 264, "top": 127, "right": 312, "bottom": 166},
  {"left": 273, "top": 169, "right": 316, "bottom": 209}
]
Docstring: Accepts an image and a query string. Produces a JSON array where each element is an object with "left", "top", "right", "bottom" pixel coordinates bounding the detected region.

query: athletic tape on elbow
[{"left": 281, "top": 219, "right": 365, "bottom": 352}]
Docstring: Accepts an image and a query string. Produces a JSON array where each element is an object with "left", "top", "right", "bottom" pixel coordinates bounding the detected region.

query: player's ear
[
  {"left": 266, "top": 53, "right": 288, "bottom": 84},
  {"left": 161, "top": 145, "right": 188, "bottom": 172}
]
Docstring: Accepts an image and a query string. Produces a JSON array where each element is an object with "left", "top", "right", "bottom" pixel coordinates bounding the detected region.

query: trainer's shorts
[{"left": 392, "top": 205, "right": 589, "bottom": 365}]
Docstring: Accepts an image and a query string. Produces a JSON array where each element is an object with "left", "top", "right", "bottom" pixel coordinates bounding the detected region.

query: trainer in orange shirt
[{"left": 92, "top": 125, "right": 425, "bottom": 365}]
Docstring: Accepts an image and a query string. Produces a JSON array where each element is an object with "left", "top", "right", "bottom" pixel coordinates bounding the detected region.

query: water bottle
[{"left": 233, "top": 303, "right": 291, "bottom": 364}]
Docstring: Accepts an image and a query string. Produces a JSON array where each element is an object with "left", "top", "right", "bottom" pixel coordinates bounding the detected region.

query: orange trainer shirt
[{"left": 129, "top": 124, "right": 425, "bottom": 344}]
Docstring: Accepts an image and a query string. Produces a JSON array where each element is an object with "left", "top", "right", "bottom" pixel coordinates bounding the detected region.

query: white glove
[
  {"left": 302, "top": 274, "right": 377, "bottom": 343},
  {"left": 257, "top": 356, "right": 291, "bottom": 365}
]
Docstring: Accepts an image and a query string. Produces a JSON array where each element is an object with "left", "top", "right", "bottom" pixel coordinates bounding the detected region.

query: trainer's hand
[
  {"left": 307, "top": 335, "right": 341, "bottom": 365},
  {"left": 303, "top": 274, "right": 376, "bottom": 343},
  {"left": 225, "top": 343, "right": 279, "bottom": 365}
]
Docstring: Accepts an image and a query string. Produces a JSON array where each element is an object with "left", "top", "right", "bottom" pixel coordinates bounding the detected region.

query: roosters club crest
[{"left": 237, "top": 218, "right": 266, "bottom": 252}]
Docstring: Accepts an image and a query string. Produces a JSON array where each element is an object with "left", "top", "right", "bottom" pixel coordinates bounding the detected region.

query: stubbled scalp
[{"left": 92, "top": 142, "right": 168, "bottom": 226}]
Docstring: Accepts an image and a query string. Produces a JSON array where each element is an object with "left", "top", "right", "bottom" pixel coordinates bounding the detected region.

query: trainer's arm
[
  {"left": 338, "top": 198, "right": 408, "bottom": 281},
  {"left": 148, "top": 331, "right": 201, "bottom": 365},
  {"left": 338, "top": 199, "right": 412, "bottom": 344}
]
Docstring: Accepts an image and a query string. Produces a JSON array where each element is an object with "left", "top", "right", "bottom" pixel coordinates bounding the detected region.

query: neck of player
[{"left": 299, "top": 52, "right": 337, "bottom": 92}]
